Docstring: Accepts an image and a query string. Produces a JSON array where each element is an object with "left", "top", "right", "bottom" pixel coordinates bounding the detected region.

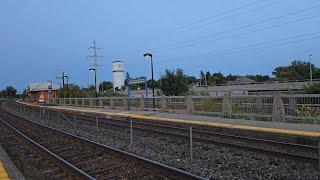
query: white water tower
[{"left": 112, "top": 61, "right": 125, "bottom": 91}]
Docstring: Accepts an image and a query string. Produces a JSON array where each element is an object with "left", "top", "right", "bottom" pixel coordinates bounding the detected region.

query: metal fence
[{"left": 47, "top": 94, "right": 320, "bottom": 123}]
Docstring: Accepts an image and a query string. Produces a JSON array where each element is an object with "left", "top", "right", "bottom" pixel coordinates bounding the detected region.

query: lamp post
[
  {"left": 47, "top": 80, "right": 53, "bottom": 99},
  {"left": 89, "top": 68, "right": 98, "bottom": 98},
  {"left": 144, "top": 53, "right": 155, "bottom": 109},
  {"left": 309, "top": 54, "right": 313, "bottom": 82}
]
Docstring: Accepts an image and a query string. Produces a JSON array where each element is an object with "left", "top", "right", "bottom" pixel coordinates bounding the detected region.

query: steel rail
[
  {"left": 0, "top": 118, "right": 95, "bottom": 180},
  {"left": 67, "top": 112, "right": 318, "bottom": 163},
  {"left": 0, "top": 107, "right": 206, "bottom": 180}
]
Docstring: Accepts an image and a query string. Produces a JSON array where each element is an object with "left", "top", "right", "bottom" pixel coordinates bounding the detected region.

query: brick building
[{"left": 27, "top": 82, "right": 59, "bottom": 103}]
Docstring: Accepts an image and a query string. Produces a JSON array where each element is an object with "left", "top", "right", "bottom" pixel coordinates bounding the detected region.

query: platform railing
[{"left": 47, "top": 94, "right": 320, "bottom": 123}]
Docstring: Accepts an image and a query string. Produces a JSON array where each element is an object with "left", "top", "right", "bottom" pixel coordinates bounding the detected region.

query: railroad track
[
  {"left": 58, "top": 110, "right": 319, "bottom": 164},
  {"left": 0, "top": 108, "right": 204, "bottom": 180}
]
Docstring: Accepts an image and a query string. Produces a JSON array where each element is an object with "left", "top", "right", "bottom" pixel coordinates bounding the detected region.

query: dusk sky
[{"left": 1, "top": 0, "right": 319, "bottom": 91}]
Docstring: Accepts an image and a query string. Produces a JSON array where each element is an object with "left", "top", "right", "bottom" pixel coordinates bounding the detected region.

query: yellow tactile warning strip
[
  {"left": 0, "top": 161, "right": 10, "bottom": 180},
  {"left": 18, "top": 102, "right": 320, "bottom": 138}
]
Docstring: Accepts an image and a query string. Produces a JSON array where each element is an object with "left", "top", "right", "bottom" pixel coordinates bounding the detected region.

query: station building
[{"left": 27, "top": 82, "right": 59, "bottom": 103}]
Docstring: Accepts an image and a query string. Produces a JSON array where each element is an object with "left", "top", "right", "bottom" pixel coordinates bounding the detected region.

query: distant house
[
  {"left": 27, "top": 82, "right": 59, "bottom": 103},
  {"left": 227, "top": 77, "right": 256, "bottom": 85}
]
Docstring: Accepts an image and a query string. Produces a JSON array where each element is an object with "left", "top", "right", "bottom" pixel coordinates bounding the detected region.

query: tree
[
  {"left": 272, "top": 60, "right": 320, "bottom": 81},
  {"left": 147, "top": 79, "right": 159, "bottom": 89},
  {"left": 19, "top": 89, "right": 28, "bottom": 100},
  {"left": 200, "top": 70, "right": 205, "bottom": 86},
  {"left": 186, "top": 76, "right": 197, "bottom": 85},
  {"left": 6, "top": 86, "right": 17, "bottom": 98},
  {"left": 124, "top": 72, "right": 131, "bottom": 86},
  {"left": 59, "top": 84, "right": 88, "bottom": 98},
  {"left": 210, "top": 72, "right": 225, "bottom": 84},
  {"left": 300, "top": 83, "right": 320, "bottom": 94},
  {"left": 225, "top": 74, "right": 237, "bottom": 82},
  {"left": 160, "top": 69, "right": 189, "bottom": 96},
  {"left": 99, "top": 81, "right": 113, "bottom": 92},
  {"left": 0, "top": 90, "right": 6, "bottom": 98},
  {"left": 0, "top": 86, "right": 17, "bottom": 98},
  {"left": 246, "top": 75, "right": 270, "bottom": 82}
]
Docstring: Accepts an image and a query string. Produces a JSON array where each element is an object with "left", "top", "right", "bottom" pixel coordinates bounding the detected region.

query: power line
[
  {"left": 154, "top": 31, "right": 320, "bottom": 64},
  {"left": 156, "top": 15, "right": 320, "bottom": 53},
  {"left": 168, "top": 4, "right": 320, "bottom": 48},
  {"left": 111, "top": 14, "right": 319, "bottom": 58},
  {"left": 107, "top": 4, "right": 320, "bottom": 58},
  {"left": 177, "top": 0, "right": 281, "bottom": 32},
  {"left": 103, "top": 0, "right": 279, "bottom": 56},
  {"left": 176, "top": 0, "right": 272, "bottom": 30}
]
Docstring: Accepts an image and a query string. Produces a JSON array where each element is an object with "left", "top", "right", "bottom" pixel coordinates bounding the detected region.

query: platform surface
[
  {"left": 18, "top": 102, "right": 320, "bottom": 138},
  {"left": 0, "top": 161, "right": 10, "bottom": 180},
  {"left": 0, "top": 142, "right": 24, "bottom": 180}
]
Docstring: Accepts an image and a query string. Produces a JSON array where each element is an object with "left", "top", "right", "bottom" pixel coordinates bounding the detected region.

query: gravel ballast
[{"left": 4, "top": 105, "right": 320, "bottom": 179}]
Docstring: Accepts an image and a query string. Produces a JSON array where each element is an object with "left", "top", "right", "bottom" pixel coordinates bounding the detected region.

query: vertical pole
[
  {"left": 62, "top": 72, "right": 65, "bottom": 98},
  {"left": 74, "top": 114, "right": 77, "bottom": 132},
  {"left": 309, "top": 54, "right": 313, "bottom": 82},
  {"left": 318, "top": 137, "right": 320, "bottom": 173},
  {"left": 32, "top": 107, "right": 35, "bottom": 119},
  {"left": 62, "top": 113, "right": 65, "bottom": 129},
  {"left": 130, "top": 118, "right": 133, "bottom": 146},
  {"left": 41, "top": 108, "right": 43, "bottom": 120},
  {"left": 47, "top": 110, "right": 49, "bottom": 124},
  {"left": 190, "top": 125, "right": 193, "bottom": 161},
  {"left": 57, "top": 111, "right": 60, "bottom": 124},
  {"left": 95, "top": 70, "right": 97, "bottom": 98},
  {"left": 96, "top": 116, "right": 99, "bottom": 133},
  {"left": 39, "top": 108, "right": 41, "bottom": 120}
]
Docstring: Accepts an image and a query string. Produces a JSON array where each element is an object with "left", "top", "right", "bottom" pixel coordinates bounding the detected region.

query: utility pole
[
  {"left": 204, "top": 71, "right": 207, "bottom": 87},
  {"left": 309, "top": 54, "right": 313, "bottom": 82},
  {"left": 56, "top": 72, "right": 64, "bottom": 98},
  {"left": 88, "top": 40, "right": 103, "bottom": 93},
  {"left": 62, "top": 72, "right": 65, "bottom": 87},
  {"left": 64, "top": 75, "right": 70, "bottom": 98},
  {"left": 56, "top": 72, "right": 70, "bottom": 98}
]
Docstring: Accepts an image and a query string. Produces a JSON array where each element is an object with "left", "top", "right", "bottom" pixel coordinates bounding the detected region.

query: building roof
[
  {"left": 227, "top": 77, "right": 256, "bottom": 85},
  {"left": 27, "top": 82, "right": 60, "bottom": 92}
]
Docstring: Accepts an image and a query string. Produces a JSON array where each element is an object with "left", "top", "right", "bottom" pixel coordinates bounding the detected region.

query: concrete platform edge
[{"left": 0, "top": 143, "right": 25, "bottom": 180}]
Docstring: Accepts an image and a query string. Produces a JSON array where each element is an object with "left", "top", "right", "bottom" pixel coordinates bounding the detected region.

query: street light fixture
[
  {"left": 144, "top": 52, "right": 155, "bottom": 109},
  {"left": 89, "top": 68, "right": 98, "bottom": 98},
  {"left": 309, "top": 54, "right": 313, "bottom": 82},
  {"left": 47, "top": 80, "right": 53, "bottom": 99}
]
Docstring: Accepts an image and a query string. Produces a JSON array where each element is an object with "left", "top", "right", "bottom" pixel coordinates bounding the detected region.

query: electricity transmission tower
[{"left": 88, "top": 40, "right": 103, "bottom": 93}]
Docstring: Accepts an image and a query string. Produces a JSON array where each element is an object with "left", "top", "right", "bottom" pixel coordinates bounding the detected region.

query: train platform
[
  {"left": 0, "top": 143, "right": 24, "bottom": 180},
  {"left": 0, "top": 161, "right": 10, "bottom": 180},
  {"left": 19, "top": 102, "right": 320, "bottom": 138}
]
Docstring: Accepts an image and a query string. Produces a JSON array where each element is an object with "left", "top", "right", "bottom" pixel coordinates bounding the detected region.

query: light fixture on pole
[
  {"left": 89, "top": 68, "right": 98, "bottom": 98},
  {"left": 47, "top": 80, "right": 53, "bottom": 99},
  {"left": 144, "top": 52, "right": 155, "bottom": 109}
]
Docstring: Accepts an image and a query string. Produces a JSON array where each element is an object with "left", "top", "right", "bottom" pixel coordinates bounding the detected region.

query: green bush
[
  {"left": 300, "top": 83, "right": 320, "bottom": 94},
  {"left": 202, "top": 99, "right": 221, "bottom": 112}
]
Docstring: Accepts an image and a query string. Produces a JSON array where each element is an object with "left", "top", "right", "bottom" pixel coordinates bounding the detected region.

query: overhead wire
[
  {"left": 108, "top": 3, "right": 320, "bottom": 58},
  {"left": 105, "top": 0, "right": 278, "bottom": 56},
  {"left": 153, "top": 31, "right": 320, "bottom": 64}
]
